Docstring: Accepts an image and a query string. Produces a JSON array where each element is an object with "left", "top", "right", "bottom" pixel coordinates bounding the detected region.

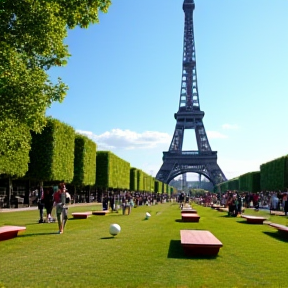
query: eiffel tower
[{"left": 156, "top": 0, "right": 227, "bottom": 185}]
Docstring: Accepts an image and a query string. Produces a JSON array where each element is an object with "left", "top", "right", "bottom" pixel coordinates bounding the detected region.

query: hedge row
[
  {"left": 1, "top": 117, "right": 174, "bottom": 193},
  {"left": 260, "top": 156, "right": 288, "bottom": 191},
  {"left": 239, "top": 172, "right": 260, "bottom": 193},
  {"left": 72, "top": 134, "right": 97, "bottom": 186},
  {"left": 217, "top": 155, "right": 288, "bottom": 192},
  {"left": 96, "top": 151, "right": 130, "bottom": 189},
  {"left": 27, "top": 118, "right": 75, "bottom": 182}
]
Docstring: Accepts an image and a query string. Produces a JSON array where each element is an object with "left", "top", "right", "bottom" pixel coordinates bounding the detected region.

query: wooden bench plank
[
  {"left": 181, "top": 213, "right": 200, "bottom": 222},
  {"left": 181, "top": 209, "right": 197, "bottom": 214},
  {"left": 269, "top": 223, "right": 288, "bottom": 233},
  {"left": 92, "top": 210, "right": 110, "bottom": 216},
  {"left": 0, "top": 226, "right": 26, "bottom": 241},
  {"left": 241, "top": 215, "right": 266, "bottom": 224},
  {"left": 71, "top": 212, "right": 92, "bottom": 219},
  {"left": 180, "top": 230, "right": 223, "bottom": 256}
]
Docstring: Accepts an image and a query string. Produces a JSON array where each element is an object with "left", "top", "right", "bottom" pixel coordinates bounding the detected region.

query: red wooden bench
[
  {"left": 92, "top": 210, "right": 110, "bottom": 216},
  {"left": 181, "top": 213, "right": 200, "bottom": 222},
  {"left": 181, "top": 209, "right": 197, "bottom": 214},
  {"left": 0, "top": 226, "right": 26, "bottom": 241},
  {"left": 71, "top": 212, "right": 92, "bottom": 219},
  {"left": 180, "top": 230, "right": 223, "bottom": 256},
  {"left": 241, "top": 215, "right": 266, "bottom": 224},
  {"left": 268, "top": 223, "right": 288, "bottom": 234}
]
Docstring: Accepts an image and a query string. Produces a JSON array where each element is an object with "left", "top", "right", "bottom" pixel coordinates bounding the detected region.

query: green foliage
[
  {"left": 0, "top": 0, "right": 111, "bottom": 70},
  {"left": 260, "top": 156, "right": 288, "bottom": 191},
  {"left": 150, "top": 177, "right": 155, "bottom": 192},
  {"left": 143, "top": 171, "right": 151, "bottom": 192},
  {"left": 227, "top": 178, "right": 239, "bottom": 190},
  {"left": 190, "top": 188, "right": 207, "bottom": 196},
  {"left": 0, "top": 119, "right": 31, "bottom": 177},
  {"left": 239, "top": 171, "right": 260, "bottom": 192},
  {"left": 0, "top": 44, "right": 67, "bottom": 133},
  {"left": 130, "top": 168, "right": 138, "bottom": 191},
  {"left": 96, "top": 151, "right": 130, "bottom": 189},
  {"left": 0, "top": 0, "right": 111, "bottom": 160},
  {"left": 27, "top": 118, "right": 75, "bottom": 182},
  {"left": 72, "top": 134, "right": 96, "bottom": 186},
  {"left": 154, "top": 179, "right": 163, "bottom": 193},
  {"left": 162, "top": 182, "right": 167, "bottom": 194},
  {"left": 137, "top": 169, "right": 144, "bottom": 191}
]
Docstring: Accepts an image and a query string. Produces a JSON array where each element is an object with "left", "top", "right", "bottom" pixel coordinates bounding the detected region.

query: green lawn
[{"left": 1, "top": 203, "right": 288, "bottom": 288}]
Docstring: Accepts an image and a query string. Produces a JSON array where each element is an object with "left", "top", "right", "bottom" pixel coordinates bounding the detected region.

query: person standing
[
  {"left": 44, "top": 187, "right": 54, "bottom": 222},
  {"left": 37, "top": 187, "right": 44, "bottom": 223},
  {"left": 53, "top": 183, "right": 66, "bottom": 234},
  {"left": 283, "top": 193, "right": 288, "bottom": 216}
]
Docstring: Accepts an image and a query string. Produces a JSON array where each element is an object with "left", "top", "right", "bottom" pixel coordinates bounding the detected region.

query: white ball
[
  {"left": 145, "top": 212, "right": 151, "bottom": 220},
  {"left": 109, "top": 224, "right": 121, "bottom": 236}
]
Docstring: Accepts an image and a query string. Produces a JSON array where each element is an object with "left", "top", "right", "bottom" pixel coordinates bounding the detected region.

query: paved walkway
[{"left": 0, "top": 202, "right": 102, "bottom": 213}]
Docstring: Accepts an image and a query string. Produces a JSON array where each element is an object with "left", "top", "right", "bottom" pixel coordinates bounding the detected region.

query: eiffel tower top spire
[
  {"left": 180, "top": 0, "right": 199, "bottom": 112},
  {"left": 183, "top": 0, "right": 195, "bottom": 9}
]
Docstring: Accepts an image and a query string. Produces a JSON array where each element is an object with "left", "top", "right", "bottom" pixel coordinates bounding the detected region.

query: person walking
[
  {"left": 44, "top": 187, "right": 54, "bottom": 222},
  {"left": 53, "top": 183, "right": 67, "bottom": 234}
]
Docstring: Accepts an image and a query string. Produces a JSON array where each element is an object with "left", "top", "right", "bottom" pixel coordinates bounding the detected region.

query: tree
[{"left": 0, "top": 0, "right": 111, "bottom": 176}]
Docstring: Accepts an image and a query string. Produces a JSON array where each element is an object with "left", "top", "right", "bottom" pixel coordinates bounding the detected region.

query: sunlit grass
[{"left": 0, "top": 203, "right": 288, "bottom": 288}]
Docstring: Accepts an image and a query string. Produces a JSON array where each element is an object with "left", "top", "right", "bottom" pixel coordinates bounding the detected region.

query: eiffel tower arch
[{"left": 156, "top": 0, "right": 227, "bottom": 186}]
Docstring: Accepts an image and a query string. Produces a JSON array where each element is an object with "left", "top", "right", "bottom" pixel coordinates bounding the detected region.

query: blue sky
[{"left": 47, "top": 0, "right": 288, "bottom": 181}]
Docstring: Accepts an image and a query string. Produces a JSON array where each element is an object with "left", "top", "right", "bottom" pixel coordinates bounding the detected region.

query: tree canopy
[{"left": 0, "top": 0, "right": 111, "bottom": 176}]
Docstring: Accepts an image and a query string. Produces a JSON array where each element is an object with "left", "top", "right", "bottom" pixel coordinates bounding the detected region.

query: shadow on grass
[
  {"left": 18, "top": 231, "right": 60, "bottom": 238},
  {"left": 263, "top": 231, "right": 288, "bottom": 242},
  {"left": 68, "top": 217, "right": 93, "bottom": 221},
  {"left": 100, "top": 236, "right": 117, "bottom": 240},
  {"left": 175, "top": 219, "right": 184, "bottom": 223},
  {"left": 167, "top": 240, "right": 219, "bottom": 260},
  {"left": 237, "top": 221, "right": 266, "bottom": 225},
  {"left": 237, "top": 220, "right": 253, "bottom": 224}
]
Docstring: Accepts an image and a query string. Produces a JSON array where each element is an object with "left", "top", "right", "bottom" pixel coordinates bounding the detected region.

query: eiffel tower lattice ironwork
[{"left": 156, "top": 0, "right": 227, "bottom": 185}]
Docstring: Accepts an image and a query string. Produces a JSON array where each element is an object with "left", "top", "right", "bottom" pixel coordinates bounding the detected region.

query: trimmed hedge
[
  {"left": 27, "top": 118, "right": 75, "bottom": 182},
  {"left": 137, "top": 170, "right": 144, "bottom": 191},
  {"left": 239, "top": 171, "right": 260, "bottom": 192},
  {"left": 0, "top": 119, "right": 31, "bottom": 177},
  {"left": 228, "top": 178, "right": 239, "bottom": 190},
  {"left": 72, "top": 134, "right": 97, "bottom": 186},
  {"left": 155, "top": 179, "right": 163, "bottom": 193},
  {"left": 162, "top": 183, "right": 167, "bottom": 194},
  {"left": 96, "top": 151, "right": 130, "bottom": 189},
  {"left": 260, "top": 156, "right": 288, "bottom": 191},
  {"left": 130, "top": 168, "right": 138, "bottom": 191}
]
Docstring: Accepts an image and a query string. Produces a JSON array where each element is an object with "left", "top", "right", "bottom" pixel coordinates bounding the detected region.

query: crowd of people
[
  {"left": 195, "top": 190, "right": 288, "bottom": 216},
  {"left": 102, "top": 191, "right": 169, "bottom": 215}
]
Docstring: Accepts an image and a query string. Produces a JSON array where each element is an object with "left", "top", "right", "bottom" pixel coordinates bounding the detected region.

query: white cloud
[
  {"left": 219, "top": 158, "right": 261, "bottom": 180},
  {"left": 76, "top": 129, "right": 171, "bottom": 151},
  {"left": 222, "top": 124, "right": 239, "bottom": 130},
  {"left": 207, "top": 131, "right": 228, "bottom": 139}
]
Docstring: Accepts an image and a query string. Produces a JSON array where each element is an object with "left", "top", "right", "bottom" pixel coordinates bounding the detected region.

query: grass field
[{"left": 1, "top": 202, "right": 288, "bottom": 288}]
